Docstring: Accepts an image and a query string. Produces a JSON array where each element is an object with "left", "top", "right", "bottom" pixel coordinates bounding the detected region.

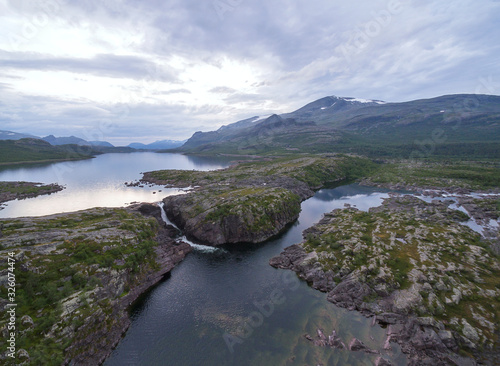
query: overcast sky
[{"left": 1, "top": 0, "right": 499, "bottom": 145}]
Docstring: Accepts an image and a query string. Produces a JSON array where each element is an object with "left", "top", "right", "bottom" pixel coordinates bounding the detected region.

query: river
[{"left": 0, "top": 153, "right": 407, "bottom": 365}]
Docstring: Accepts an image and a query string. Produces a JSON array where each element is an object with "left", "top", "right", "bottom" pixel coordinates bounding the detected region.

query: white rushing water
[{"left": 157, "top": 202, "right": 226, "bottom": 254}]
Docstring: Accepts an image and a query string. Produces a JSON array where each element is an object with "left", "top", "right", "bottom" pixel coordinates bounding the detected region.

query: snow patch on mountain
[
  {"left": 254, "top": 114, "right": 273, "bottom": 123},
  {"left": 342, "top": 97, "right": 386, "bottom": 104}
]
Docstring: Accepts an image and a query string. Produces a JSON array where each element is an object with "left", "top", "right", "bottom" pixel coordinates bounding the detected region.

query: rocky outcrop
[
  {"left": 304, "top": 328, "right": 346, "bottom": 349},
  {"left": 271, "top": 195, "right": 500, "bottom": 365},
  {"left": 162, "top": 183, "right": 304, "bottom": 245},
  {"left": 269, "top": 244, "right": 337, "bottom": 293},
  {"left": 142, "top": 155, "right": 371, "bottom": 246},
  {"left": 0, "top": 203, "right": 191, "bottom": 365}
]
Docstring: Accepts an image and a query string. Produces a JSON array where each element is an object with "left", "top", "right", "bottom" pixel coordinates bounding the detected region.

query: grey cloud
[
  {"left": 0, "top": 52, "right": 179, "bottom": 81},
  {"left": 0, "top": 82, "right": 13, "bottom": 90}
]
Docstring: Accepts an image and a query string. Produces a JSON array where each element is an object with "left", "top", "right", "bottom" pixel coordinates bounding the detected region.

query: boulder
[
  {"left": 348, "top": 337, "right": 379, "bottom": 354},
  {"left": 20, "top": 315, "right": 34, "bottom": 329}
]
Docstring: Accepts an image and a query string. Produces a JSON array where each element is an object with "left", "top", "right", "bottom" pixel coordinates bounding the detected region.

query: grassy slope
[
  {"left": 0, "top": 139, "right": 95, "bottom": 165},
  {"left": 363, "top": 160, "right": 500, "bottom": 190},
  {"left": 146, "top": 154, "right": 377, "bottom": 188}
]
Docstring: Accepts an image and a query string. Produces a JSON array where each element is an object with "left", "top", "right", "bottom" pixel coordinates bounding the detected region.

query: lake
[
  {"left": 0, "top": 152, "right": 232, "bottom": 218},
  {"left": 0, "top": 152, "right": 407, "bottom": 365}
]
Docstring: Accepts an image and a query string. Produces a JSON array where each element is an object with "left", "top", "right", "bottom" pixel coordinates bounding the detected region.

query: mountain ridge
[{"left": 177, "top": 94, "right": 500, "bottom": 158}]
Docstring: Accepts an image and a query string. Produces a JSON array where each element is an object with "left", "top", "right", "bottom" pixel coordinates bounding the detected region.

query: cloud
[
  {"left": 209, "top": 86, "right": 237, "bottom": 94},
  {"left": 0, "top": 0, "right": 499, "bottom": 143},
  {"left": 0, "top": 52, "right": 179, "bottom": 81},
  {"left": 0, "top": 82, "right": 13, "bottom": 90},
  {"left": 154, "top": 89, "right": 192, "bottom": 95}
]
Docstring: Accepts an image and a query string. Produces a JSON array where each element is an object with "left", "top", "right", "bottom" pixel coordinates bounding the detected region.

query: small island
[{"left": 0, "top": 182, "right": 65, "bottom": 210}]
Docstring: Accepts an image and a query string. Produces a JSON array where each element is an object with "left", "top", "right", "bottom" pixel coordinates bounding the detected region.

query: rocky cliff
[
  {"left": 0, "top": 203, "right": 191, "bottom": 365},
  {"left": 163, "top": 184, "right": 303, "bottom": 245}
]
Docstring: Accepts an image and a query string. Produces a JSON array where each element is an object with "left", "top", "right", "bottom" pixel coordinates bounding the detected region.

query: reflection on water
[
  {"left": 105, "top": 184, "right": 407, "bottom": 366},
  {"left": 0, "top": 152, "right": 231, "bottom": 218}
]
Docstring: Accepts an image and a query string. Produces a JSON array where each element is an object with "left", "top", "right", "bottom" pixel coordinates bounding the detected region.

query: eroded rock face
[
  {"left": 163, "top": 184, "right": 304, "bottom": 245},
  {"left": 327, "top": 275, "right": 372, "bottom": 311},
  {"left": 0, "top": 203, "right": 191, "bottom": 365}
]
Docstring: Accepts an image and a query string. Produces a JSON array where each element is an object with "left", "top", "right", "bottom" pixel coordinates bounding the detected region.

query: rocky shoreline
[
  {"left": 0, "top": 203, "right": 191, "bottom": 365},
  {"left": 270, "top": 194, "right": 500, "bottom": 366}
]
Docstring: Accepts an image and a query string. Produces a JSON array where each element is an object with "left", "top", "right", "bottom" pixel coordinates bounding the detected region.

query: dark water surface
[{"left": 106, "top": 185, "right": 407, "bottom": 366}]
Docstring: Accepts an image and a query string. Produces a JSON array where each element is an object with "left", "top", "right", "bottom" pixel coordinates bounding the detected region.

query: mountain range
[
  {"left": 42, "top": 135, "right": 115, "bottom": 147},
  {"left": 0, "top": 132, "right": 185, "bottom": 151},
  {"left": 127, "top": 140, "right": 187, "bottom": 150},
  {"left": 177, "top": 94, "right": 500, "bottom": 159},
  {"left": 0, "top": 130, "right": 39, "bottom": 140}
]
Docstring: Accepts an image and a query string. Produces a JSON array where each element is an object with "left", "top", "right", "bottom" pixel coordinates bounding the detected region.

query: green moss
[
  {"left": 387, "top": 255, "right": 412, "bottom": 289},
  {"left": 205, "top": 204, "right": 234, "bottom": 222},
  {"left": 299, "top": 195, "right": 499, "bottom": 349}
]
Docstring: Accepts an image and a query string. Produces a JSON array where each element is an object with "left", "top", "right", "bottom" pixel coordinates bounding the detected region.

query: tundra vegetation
[{"left": 0, "top": 207, "right": 189, "bottom": 365}]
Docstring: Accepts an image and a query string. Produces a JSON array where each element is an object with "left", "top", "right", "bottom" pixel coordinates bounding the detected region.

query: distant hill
[
  {"left": 180, "top": 115, "right": 274, "bottom": 150},
  {"left": 127, "top": 140, "right": 187, "bottom": 150},
  {"left": 177, "top": 94, "right": 500, "bottom": 159},
  {"left": 42, "top": 135, "right": 115, "bottom": 148},
  {"left": 89, "top": 141, "right": 114, "bottom": 148},
  {"left": 0, "top": 138, "right": 96, "bottom": 165},
  {"left": 43, "top": 135, "right": 89, "bottom": 146},
  {"left": 0, "top": 130, "right": 39, "bottom": 140}
]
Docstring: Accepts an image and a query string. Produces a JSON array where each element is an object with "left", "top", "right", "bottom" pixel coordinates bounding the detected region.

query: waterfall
[{"left": 157, "top": 202, "right": 226, "bottom": 254}]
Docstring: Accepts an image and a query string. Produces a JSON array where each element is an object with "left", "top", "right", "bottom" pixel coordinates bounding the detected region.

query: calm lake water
[
  {"left": 1, "top": 153, "right": 407, "bottom": 365},
  {"left": 0, "top": 153, "right": 231, "bottom": 218}
]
